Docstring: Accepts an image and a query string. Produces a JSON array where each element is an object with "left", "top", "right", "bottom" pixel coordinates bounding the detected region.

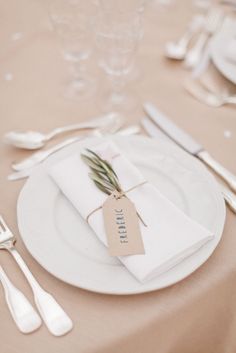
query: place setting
[
  {"left": 1, "top": 0, "right": 236, "bottom": 351},
  {"left": 164, "top": 1, "right": 236, "bottom": 106}
]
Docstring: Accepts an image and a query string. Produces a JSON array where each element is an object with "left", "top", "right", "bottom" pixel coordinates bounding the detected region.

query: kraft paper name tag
[{"left": 102, "top": 191, "right": 145, "bottom": 256}]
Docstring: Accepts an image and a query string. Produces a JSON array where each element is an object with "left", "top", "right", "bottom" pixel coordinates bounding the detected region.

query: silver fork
[
  {"left": 0, "top": 215, "right": 73, "bottom": 336},
  {"left": 184, "top": 8, "right": 223, "bottom": 69}
]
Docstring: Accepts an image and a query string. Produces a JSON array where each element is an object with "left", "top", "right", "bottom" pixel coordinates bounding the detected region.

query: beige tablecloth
[{"left": 1, "top": 1, "right": 236, "bottom": 352}]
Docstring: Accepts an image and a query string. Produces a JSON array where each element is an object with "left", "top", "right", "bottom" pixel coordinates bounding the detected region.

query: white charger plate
[
  {"left": 17, "top": 135, "right": 225, "bottom": 295},
  {"left": 211, "top": 19, "right": 236, "bottom": 84}
]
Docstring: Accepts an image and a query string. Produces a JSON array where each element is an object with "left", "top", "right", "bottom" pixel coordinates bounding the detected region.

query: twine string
[{"left": 86, "top": 180, "right": 148, "bottom": 226}]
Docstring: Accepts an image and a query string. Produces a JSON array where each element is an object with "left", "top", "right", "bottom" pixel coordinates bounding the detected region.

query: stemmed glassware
[
  {"left": 97, "top": 0, "right": 147, "bottom": 13},
  {"left": 49, "top": 0, "right": 96, "bottom": 100},
  {"left": 94, "top": 10, "right": 143, "bottom": 112}
]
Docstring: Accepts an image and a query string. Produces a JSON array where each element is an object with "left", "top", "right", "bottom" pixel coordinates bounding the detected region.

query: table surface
[{"left": 1, "top": 1, "right": 236, "bottom": 353}]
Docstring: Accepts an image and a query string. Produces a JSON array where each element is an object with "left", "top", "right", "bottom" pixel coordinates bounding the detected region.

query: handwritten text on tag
[{"left": 102, "top": 192, "right": 145, "bottom": 256}]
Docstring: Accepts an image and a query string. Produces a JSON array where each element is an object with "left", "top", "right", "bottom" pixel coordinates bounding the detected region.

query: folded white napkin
[
  {"left": 226, "top": 38, "right": 236, "bottom": 64},
  {"left": 49, "top": 141, "right": 213, "bottom": 282}
]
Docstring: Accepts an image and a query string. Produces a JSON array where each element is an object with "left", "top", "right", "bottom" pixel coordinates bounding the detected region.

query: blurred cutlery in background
[
  {"left": 184, "top": 77, "right": 236, "bottom": 107},
  {"left": 220, "top": 0, "right": 236, "bottom": 8},
  {"left": 184, "top": 8, "right": 223, "bottom": 69},
  {"left": 165, "top": 14, "right": 204, "bottom": 60},
  {"left": 191, "top": 38, "right": 212, "bottom": 78}
]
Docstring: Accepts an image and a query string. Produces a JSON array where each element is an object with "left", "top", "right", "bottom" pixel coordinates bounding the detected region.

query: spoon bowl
[
  {"left": 4, "top": 131, "right": 46, "bottom": 150},
  {"left": 4, "top": 113, "right": 120, "bottom": 150},
  {"left": 165, "top": 42, "right": 187, "bottom": 60}
]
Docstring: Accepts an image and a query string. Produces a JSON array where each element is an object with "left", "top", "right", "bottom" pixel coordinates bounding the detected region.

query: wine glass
[
  {"left": 192, "top": 0, "right": 211, "bottom": 9},
  {"left": 49, "top": 0, "right": 96, "bottom": 100},
  {"left": 95, "top": 11, "right": 143, "bottom": 112},
  {"left": 98, "top": 0, "right": 148, "bottom": 13}
]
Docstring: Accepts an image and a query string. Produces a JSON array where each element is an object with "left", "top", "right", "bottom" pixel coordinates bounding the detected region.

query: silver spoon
[
  {"left": 184, "top": 8, "right": 223, "bottom": 69},
  {"left": 11, "top": 114, "right": 124, "bottom": 172},
  {"left": 165, "top": 15, "right": 204, "bottom": 60},
  {"left": 8, "top": 124, "right": 139, "bottom": 181},
  {"left": 4, "top": 112, "right": 120, "bottom": 150},
  {"left": 184, "top": 78, "right": 236, "bottom": 107}
]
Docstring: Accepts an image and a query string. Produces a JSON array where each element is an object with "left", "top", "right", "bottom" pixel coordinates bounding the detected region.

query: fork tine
[
  {"left": 0, "top": 223, "right": 4, "bottom": 233},
  {"left": 0, "top": 217, "right": 6, "bottom": 233},
  {"left": 0, "top": 215, "right": 10, "bottom": 233}
]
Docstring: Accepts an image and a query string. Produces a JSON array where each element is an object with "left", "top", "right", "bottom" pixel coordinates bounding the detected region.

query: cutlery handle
[
  {"left": 221, "top": 186, "right": 236, "bottom": 213},
  {"left": 177, "top": 15, "right": 204, "bottom": 49},
  {"left": 8, "top": 168, "right": 35, "bottom": 181},
  {"left": 40, "top": 137, "right": 79, "bottom": 160},
  {"left": 12, "top": 137, "right": 80, "bottom": 171},
  {"left": 184, "top": 31, "right": 208, "bottom": 68},
  {"left": 46, "top": 113, "right": 117, "bottom": 140},
  {"left": 198, "top": 151, "right": 236, "bottom": 193},
  {"left": 225, "top": 96, "right": 236, "bottom": 105},
  {"left": 8, "top": 248, "right": 73, "bottom": 336},
  {"left": 117, "top": 125, "right": 140, "bottom": 136},
  {"left": 177, "top": 28, "right": 196, "bottom": 49},
  {"left": 0, "top": 266, "right": 42, "bottom": 333}
]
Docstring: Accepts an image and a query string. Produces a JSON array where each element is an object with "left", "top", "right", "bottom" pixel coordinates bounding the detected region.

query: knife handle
[
  {"left": 221, "top": 186, "right": 236, "bottom": 214},
  {"left": 198, "top": 151, "right": 236, "bottom": 193}
]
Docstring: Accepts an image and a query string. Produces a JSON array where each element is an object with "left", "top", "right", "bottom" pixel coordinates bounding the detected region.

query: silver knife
[
  {"left": 144, "top": 102, "right": 236, "bottom": 193},
  {"left": 141, "top": 116, "right": 236, "bottom": 213}
]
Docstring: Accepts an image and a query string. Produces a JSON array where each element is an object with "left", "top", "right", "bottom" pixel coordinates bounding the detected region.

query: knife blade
[
  {"left": 144, "top": 102, "right": 236, "bottom": 193},
  {"left": 141, "top": 116, "right": 236, "bottom": 213},
  {"left": 143, "top": 103, "right": 203, "bottom": 155}
]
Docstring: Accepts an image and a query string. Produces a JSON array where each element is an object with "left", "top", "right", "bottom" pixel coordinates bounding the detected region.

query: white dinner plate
[
  {"left": 17, "top": 135, "right": 225, "bottom": 295},
  {"left": 211, "top": 18, "right": 236, "bottom": 84}
]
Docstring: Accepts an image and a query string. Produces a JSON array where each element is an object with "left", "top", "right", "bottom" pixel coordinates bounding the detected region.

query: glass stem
[
  {"left": 69, "top": 60, "right": 86, "bottom": 82},
  {"left": 109, "top": 74, "right": 126, "bottom": 105}
]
